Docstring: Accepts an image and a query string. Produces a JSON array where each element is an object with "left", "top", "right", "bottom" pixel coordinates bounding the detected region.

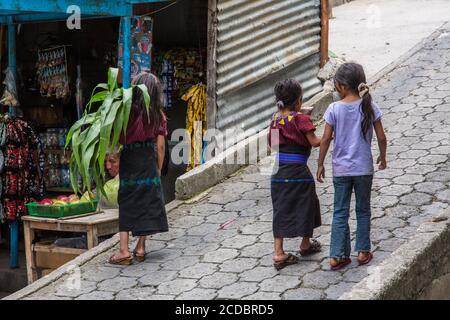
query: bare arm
[
  {"left": 374, "top": 120, "right": 387, "bottom": 170},
  {"left": 156, "top": 135, "right": 165, "bottom": 176},
  {"left": 305, "top": 130, "right": 321, "bottom": 148},
  {"left": 317, "top": 123, "right": 334, "bottom": 182}
]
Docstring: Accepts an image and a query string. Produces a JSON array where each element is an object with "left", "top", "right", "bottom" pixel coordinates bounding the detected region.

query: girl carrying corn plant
[{"left": 109, "top": 72, "right": 169, "bottom": 265}]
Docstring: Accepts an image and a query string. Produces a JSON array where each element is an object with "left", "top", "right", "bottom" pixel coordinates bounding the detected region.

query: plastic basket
[{"left": 26, "top": 200, "right": 99, "bottom": 218}]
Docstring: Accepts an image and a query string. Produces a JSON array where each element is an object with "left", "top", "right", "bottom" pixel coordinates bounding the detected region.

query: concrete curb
[
  {"left": 175, "top": 90, "right": 333, "bottom": 200},
  {"left": 3, "top": 201, "right": 183, "bottom": 300},
  {"left": 340, "top": 209, "right": 450, "bottom": 300}
]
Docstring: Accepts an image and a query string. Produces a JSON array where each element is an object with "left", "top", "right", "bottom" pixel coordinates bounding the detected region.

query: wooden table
[{"left": 21, "top": 210, "right": 119, "bottom": 284}]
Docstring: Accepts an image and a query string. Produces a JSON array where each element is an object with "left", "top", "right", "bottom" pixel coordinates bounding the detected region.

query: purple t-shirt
[{"left": 324, "top": 100, "right": 382, "bottom": 177}]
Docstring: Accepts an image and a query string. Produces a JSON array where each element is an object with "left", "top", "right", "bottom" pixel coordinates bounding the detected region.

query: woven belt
[
  {"left": 276, "top": 153, "right": 308, "bottom": 164},
  {"left": 120, "top": 177, "right": 161, "bottom": 187},
  {"left": 123, "top": 140, "right": 154, "bottom": 150}
]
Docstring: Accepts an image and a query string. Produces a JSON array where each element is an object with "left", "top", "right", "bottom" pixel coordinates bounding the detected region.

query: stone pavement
[{"left": 21, "top": 24, "right": 450, "bottom": 300}]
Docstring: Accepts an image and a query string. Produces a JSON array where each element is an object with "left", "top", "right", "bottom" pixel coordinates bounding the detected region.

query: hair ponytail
[
  {"left": 359, "top": 84, "right": 373, "bottom": 141},
  {"left": 334, "top": 63, "right": 374, "bottom": 141}
]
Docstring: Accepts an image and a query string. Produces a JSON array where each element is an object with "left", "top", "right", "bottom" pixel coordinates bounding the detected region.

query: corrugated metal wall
[{"left": 214, "top": 0, "right": 323, "bottom": 147}]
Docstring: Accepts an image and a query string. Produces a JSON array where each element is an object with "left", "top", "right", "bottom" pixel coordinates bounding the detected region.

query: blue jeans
[{"left": 330, "top": 175, "right": 373, "bottom": 259}]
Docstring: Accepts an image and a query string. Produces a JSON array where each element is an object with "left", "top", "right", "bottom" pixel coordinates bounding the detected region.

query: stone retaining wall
[{"left": 341, "top": 210, "right": 450, "bottom": 300}]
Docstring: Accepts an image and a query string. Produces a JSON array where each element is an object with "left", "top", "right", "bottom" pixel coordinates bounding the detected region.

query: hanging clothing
[{"left": 1, "top": 117, "right": 45, "bottom": 222}]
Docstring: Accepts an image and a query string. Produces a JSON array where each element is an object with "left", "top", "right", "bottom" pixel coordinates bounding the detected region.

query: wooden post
[
  {"left": 23, "top": 221, "right": 35, "bottom": 284},
  {"left": 320, "top": 0, "right": 330, "bottom": 68},
  {"left": 86, "top": 226, "right": 98, "bottom": 249}
]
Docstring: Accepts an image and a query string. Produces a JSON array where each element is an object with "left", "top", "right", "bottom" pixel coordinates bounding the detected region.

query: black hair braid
[{"left": 274, "top": 79, "right": 303, "bottom": 111}]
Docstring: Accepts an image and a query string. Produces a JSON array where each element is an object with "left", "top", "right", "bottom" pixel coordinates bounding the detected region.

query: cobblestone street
[{"left": 22, "top": 23, "right": 450, "bottom": 300}]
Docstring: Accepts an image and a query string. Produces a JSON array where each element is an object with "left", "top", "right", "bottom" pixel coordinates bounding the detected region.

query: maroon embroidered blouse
[
  {"left": 268, "top": 112, "right": 316, "bottom": 148},
  {"left": 120, "top": 110, "right": 168, "bottom": 144}
]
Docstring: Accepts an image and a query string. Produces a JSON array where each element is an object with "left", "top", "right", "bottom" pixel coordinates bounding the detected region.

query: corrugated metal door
[{"left": 214, "top": 0, "right": 323, "bottom": 147}]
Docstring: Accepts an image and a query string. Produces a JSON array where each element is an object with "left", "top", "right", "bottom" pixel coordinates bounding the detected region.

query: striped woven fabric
[{"left": 120, "top": 177, "right": 161, "bottom": 187}]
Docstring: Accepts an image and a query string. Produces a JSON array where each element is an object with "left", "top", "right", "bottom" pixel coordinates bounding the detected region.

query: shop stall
[{"left": 0, "top": 0, "right": 175, "bottom": 273}]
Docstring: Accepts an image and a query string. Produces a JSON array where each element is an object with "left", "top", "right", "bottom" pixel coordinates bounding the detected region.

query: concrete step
[
  {"left": 0, "top": 249, "right": 28, "bottom": 294},
  {"left": 0, "top": 291, "right": 11, "bottom": 299}
]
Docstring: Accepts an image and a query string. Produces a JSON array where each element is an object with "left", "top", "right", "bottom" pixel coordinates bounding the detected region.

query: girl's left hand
[
  {"left": 377, "top": 156, "right": 387, "bottom": 170},
  {"left": 317, "top": 165, "right": 325, "bottom": 183}
]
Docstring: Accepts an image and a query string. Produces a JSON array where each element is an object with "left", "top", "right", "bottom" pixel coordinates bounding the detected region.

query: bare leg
[
  {"left": 300, "top": 237, "right": 311, "bottom": 251},
  {"left": 134, "top": 236, "right": 146, "bottom": 256},
  {"left": 273, "top": 237, "right": 287, "bottom": 262},
  {"left": 111, "top": 231, "right": 131, "bottom": 259}
]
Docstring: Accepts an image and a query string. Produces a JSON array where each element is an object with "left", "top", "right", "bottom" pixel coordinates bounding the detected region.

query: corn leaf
[
  {"left": 68, "top": 67, "right": 137, "bottom": 195},
  {"left": 111, "top": 104, "right": 125, "bottom": 152},
  {"left": 69, "top": 155, "right": 80, "bottom": 195},
  {"left": 98, "top": 100, "right": 122, "bottom": 176},
  {"left": 122, "top": 87, "right": 133, "bottom": 138},
  {"left": 108, "top": 68, "right": 119, "bottom": 92},
  {"left": 86, "top": 90, "right": 108, "bottom": 112},
  {"left": 136, "top": 84, "right": 150, "bottom": 118},
  {"left": 65, "top": 113, "right": 96, "bottom": 149}
]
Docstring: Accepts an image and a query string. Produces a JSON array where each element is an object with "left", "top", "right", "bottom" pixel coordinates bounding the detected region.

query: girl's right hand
[{"left": 317, "top": 165, "right": 325, "bottom": 183}]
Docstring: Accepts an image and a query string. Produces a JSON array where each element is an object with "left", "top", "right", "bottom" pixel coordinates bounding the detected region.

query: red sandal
[
  {"left": 330, "top": 258, "right": 352, "bottom": 271},
  {"left": 358, "top": 252, "right": 373, "bottom": 266}
]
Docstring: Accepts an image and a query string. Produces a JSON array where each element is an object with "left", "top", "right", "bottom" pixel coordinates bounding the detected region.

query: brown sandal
[
  {"left": 273, "top": 253, "right": 299, "bottom": 271},
  {"left": 133, "top": 250, "right": 146, "bottom": 262},
  {"left": 108, "top": 254, "right": 133, "bottom": 266},
  {"left": 299, "top": 239, "right": 322, "bottom": 257}
]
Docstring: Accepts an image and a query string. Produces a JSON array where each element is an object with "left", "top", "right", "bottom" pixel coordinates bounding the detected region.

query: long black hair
[
  {"left": 131, "top": 72, "right": 165, "bottom": 134},
  {"left": 274, "top": 79, "right": 303, "bottom": 111},
  {"left": 334, "top": 62, "right": 373, "bottom": 141}
]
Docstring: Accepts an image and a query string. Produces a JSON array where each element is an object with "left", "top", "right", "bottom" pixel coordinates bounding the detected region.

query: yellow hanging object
[
  {"left": 288, "top": 115, "right": 293, "bottom": 122},
  {"left": 279, "top": 118, "right": 285, "bottom": 125},
  {"left": 182, "top": 84, "right": 207, "bottom": 171}
]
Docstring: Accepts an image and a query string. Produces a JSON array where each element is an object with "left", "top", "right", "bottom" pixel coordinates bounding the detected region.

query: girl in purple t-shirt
[{"left": 317, "top": 62, "right": 387, "bottom": 271}]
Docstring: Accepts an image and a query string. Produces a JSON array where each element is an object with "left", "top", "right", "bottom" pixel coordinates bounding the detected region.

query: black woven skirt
[
  {"left": 118, "top": 141, "right": 168, "bottom": 237},
  {"left": 271, "top": 148, "right": 321, "bottom": 238}
]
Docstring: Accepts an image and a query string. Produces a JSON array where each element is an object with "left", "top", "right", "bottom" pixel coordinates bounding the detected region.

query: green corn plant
[{"left": 65, "top": 67, "right": 150, "bottom": 196}]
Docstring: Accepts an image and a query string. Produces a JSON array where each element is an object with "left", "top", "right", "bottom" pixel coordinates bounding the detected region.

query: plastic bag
[
  {"left": 100, "top": 177, "right": 119, "bottom": 209},
  {"left": 0, "top": 68, "right": 20, "bottom": 107}
]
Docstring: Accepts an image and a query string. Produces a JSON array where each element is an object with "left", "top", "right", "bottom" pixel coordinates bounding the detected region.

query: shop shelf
[{"left": 46, "top": 187, "right": 74, "bottom": 193}]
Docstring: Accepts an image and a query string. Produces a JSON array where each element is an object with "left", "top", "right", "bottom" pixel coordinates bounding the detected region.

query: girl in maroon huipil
[
  {"left": 269, "top": 79, "right": 322, "bottom": 270},
  {"left": 109, "top": 73, "right": 168, "bottom": 265}
]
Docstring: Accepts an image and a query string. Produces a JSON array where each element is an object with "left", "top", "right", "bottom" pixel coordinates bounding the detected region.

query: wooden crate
[{"left": 34, "top": 241, "right": 85, "bottom": 270}]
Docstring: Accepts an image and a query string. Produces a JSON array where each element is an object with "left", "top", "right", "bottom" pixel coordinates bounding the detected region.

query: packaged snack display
[
  {"left": 154, "top": 48, "right": 206, "bottom": 110},
  {"left": 42, "top": 128, "right": 72, "bottom": 190},
  {"left": 36, "top": 46, "right": 70, "bottom": 99}
]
